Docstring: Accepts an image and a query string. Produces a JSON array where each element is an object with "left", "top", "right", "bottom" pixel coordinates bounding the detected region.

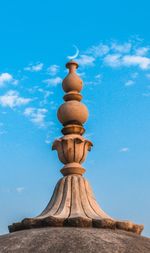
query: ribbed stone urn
[{"left": 52, "top": 135, "right": 93, "bottom": 175}]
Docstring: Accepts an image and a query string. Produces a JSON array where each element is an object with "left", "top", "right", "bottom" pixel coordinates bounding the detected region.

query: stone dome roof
[{"left": 0, "top": 227, "right": 150, "bottom": 253}]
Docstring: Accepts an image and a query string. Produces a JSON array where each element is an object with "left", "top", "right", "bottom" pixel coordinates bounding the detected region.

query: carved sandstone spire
[
  {"left": 53, "top": 60, "right": 92, "bottom": 176},
  {"left": 9, "top": 60, "right": 144, "bottom": 235}
]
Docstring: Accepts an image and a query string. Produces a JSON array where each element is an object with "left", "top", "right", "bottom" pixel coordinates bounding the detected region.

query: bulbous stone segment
[
  {"left": 57, "top": 100, "right": 89, "bottom": 126},
  {"left": 52, "top": 134, "right": 93, "bottom": 175},
  {"left": 9, "top": 175, "right": 144, "bottom": 235},
  {"left": 63, "top": 60, "right": 82, "bottom": 93}
]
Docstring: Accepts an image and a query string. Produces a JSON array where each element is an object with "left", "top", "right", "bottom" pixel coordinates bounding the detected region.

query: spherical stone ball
[
  {"left": 57, "top": 101, "right": 88, "bottom": 125},
  {"left": 62, "top": 73, "right": 83, "bottom": 93}
]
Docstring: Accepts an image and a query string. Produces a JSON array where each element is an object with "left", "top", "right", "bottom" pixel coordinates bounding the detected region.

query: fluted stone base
[{"left": 9, "top": 175, "right": 144, "bottom": 235}]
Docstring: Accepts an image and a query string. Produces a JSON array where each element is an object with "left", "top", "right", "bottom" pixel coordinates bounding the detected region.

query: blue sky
[{"left": 0, "top": 0, "right": 150, "bottom": 236}]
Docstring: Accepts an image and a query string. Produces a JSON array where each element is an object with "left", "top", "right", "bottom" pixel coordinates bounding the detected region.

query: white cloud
[
  {"left": 111, "top": 42, "right": 132, "bottom": 53},
  {"left": 119, "top": 147, "right": 129, "bottom": 152},
  {"left": 24, "top": 107, "right": 48, "bottom": 127},
  {"left": 83, "top": 41, "right": 150, "bottom": 71},
  {"left": 85, "top": 42, "right": 131, "bottom": 59},
  {"left": 16, "top": 187, "right": 24, "bottom": 193},
  {"left": 24, "top": 63, "right": 43, "bottom": 72},
  {"left": 89, "top": 74, "right": 102, "bottom": 86},
  {"left": 47, "top": 65, "right": 59, "bottom": 76},
  {"left": 71, "top": 41, "right": 150, "bottom": 72},
  {"left": 122, "top": 55, "right": 150, "bottom": 69},
  {"left": 131, "top": 72, "right": 138, "bottom": 79},
  {"left": 104, "top": 53, "right": 150, "bottom": 70},
  {"left": 84, "top": 81, "right": 95, "bottom": 85},
  {"left": 95, "top": 74, "right": 102, "bottom": 80},
  {"left": 45, "top": 139, "right": 51, "bottom": 144},
  {"left": 76, "top": 71, "right": 85, "bottom": 77},
  {"left": 125, "top": 80, "right": 135, "bottom": 87},
  {"left": 38, "top": 89, "right": 54, "bottom": 97},
  {"left": 44, "top": 77, "right": 62, "bottom": 86},
  {"left": 45, "top": 125, "right": 58, "bottom": 144},
  {"left": 77, "top": 55, "right": 95, "bottom": 67},
  {"left": 104, "top": 54, "right": 121, "bottom": 67},
  {"left": 49, "top": 100, "right": 57, "bottom": 110},
  {"left": 12, "top": 79, "right": 19, "bottom": 85},
  {"left": 45, "top": 91, "right": 54, "bottom": 98},
  {"left": 38, "top": 89, "right": 54, "bottom": 106},
  {"left": 124, "top": 72, "right": 138, "bottom": 87},
  {"left": 0, "top": 73, "right": 13, "bottom": 87},
  {"left": 86, "top": 43, "right": 110, "bottom": 57},
  {"left": 135, "top": 47, "right": 149, "bottom": 56},
  {"left": 0, "top": 90, "right": 31, "bottom": 108},
  {"left": 84, "top": 133, "right": 94, "bottom": 139}
]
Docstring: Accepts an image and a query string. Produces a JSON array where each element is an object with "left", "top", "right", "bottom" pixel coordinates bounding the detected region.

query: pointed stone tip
[{"left": 66, "top": 60, "right": 79, "bottom": 70}]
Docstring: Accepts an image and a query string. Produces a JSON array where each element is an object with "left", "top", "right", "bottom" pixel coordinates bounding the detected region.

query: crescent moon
[{"left": 67, "top": 45, "right": 79, "bottom": 60}]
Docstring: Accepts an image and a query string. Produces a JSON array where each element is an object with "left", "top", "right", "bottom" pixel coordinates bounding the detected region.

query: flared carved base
[{"left": 9, "top": 175, "right": 144, "bottom": 235}]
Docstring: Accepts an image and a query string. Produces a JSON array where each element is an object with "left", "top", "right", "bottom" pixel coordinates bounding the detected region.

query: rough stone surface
[{"left": 0, "top": 227, "right": 150, "bottom": 253}]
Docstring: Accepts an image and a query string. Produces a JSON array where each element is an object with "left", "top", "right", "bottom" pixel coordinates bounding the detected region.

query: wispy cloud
[
  {"left": 104, "top": 54, "right": 150, "bottom": 70},
  {"left": 125, "top": 80, "right": 135, "bottom": 87},
  {"left": 45, "top": 128, "right": 54, "bottom": 145},
  {"left": 38, "top": 89, "right": 54, "bottom": 97},
  {"left": 84, "top": 132, "right": 94, "bottom": 139},
  {"left": 124, "top": 72, "right": 138, "bottom": 87},
  {"left": 0, "top": 73, "right": 13, "bottom": 87},
  {"left": 77, "top": 55, "right": 95, "bottom": 67},
  {"left": 111, "top": 42, "right": 132, "bottom": 53},
  {"left": 0, "top": 90, "right": 31, "bottom": 108},
  {"left": 44, "top": 77, "right": 62, "bottom": 86},
  {"left": 131, "top": 72, "right": 138, "bottom": 79},
  {"left": 135, "top": 47, "right": 149, "bottom": 56},
  {"left": 78, "top": 40, "right": 150, "bottom": 72},
  {"left": 47, "top": 65, "right": 59, "bottom": 76},
  {"left": 95, "top": 74, "right": 102, "bottom": 80},
  {"left": 87, "top": 74, "right": 103, "bottom": 86},
  {"left": 123, "top": 55, "right": 150, "bottom": 69},
  {"left": 24, "top": 63, "right": 43, "bottom": 72},
  {"left": 85, "top": 43, "right": 110, "bottom": 57},
  {"left": 24, "top": 107, "right": 48, "bottom": 127},
  {"left": 104, "top": 54, "right": 121, "bottom": 67},
  {"left": 76, "top": 71, "right": 85, "bottom": 77},
  {"left": 16, "top": 187, "right": 24, "bottom": 193},
  {"left": 49, "top": 100, "right": 57, "bottom": 110},
  {"left": 38, "top": 89, "right": 54, "bottom": 106},
  {"left": 119, "top": 147, "right": 129, "bottom": 152}
]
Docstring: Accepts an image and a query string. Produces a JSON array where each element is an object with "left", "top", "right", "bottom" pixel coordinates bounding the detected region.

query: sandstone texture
[{"left": 0, "top": 227, "right": 150, "bottom": 253}]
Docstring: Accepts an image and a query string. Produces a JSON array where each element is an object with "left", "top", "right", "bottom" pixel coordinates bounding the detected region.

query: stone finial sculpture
[
  {"left": 53, "top": 60, "right": 92, "bottom": 176},
  {"left": 9, "top": 60, "right": 144, "bottom": 235}
]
